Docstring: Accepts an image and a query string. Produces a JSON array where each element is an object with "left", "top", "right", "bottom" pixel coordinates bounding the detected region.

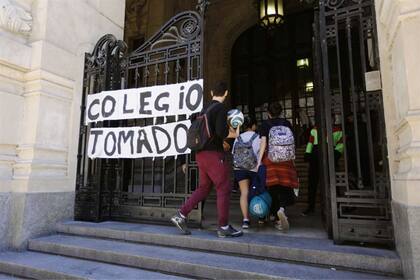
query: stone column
[
  {"left": 0, "top": 0, "right": 125, "bottom": 249},
  {"left": 375, "top": 0, "right": 420, "bottom": 278}
]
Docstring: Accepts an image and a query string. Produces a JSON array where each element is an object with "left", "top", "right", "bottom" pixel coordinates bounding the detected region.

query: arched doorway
[{"left": 229, "top": 9, "right": 328, "bottom": 237}]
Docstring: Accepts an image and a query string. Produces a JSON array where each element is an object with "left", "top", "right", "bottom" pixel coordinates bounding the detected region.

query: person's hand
[
  {"left": 251, "top": 165, "right": 259, "bottom": 173},
  {"left": 223, "top": 141, "right": 231, "bottom": 152},
  {"left": 181, "top": 163, "right": 187, "bottom": 174},
  {"left": 227, "top": 125, "right": 240, "bottom": 138}
]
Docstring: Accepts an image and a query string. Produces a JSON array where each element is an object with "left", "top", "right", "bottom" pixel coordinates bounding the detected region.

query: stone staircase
[{"left": 0, "top": 221, "right": 402, "bottom": 279}]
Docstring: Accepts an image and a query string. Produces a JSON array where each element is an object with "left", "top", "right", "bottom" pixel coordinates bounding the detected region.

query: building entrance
[
  {"left": 75, "top": 0, "right": 394, "bottom": 246},
  {"left": 213, "top": 0, "right": 394, "bottom": 245},
  {"left": 228, "top": 10, "right": 326, "bottom": 237}
]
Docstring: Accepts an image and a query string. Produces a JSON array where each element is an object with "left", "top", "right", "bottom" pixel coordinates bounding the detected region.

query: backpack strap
[
  {"left": 250, "top": 132, "right": 258, "bottom": 142},
  {"left": 243, "top": 132, "right": 258, "bottom": 145},
  {"left": 201, "top": 102, "right": 219, "bottom": 115}
]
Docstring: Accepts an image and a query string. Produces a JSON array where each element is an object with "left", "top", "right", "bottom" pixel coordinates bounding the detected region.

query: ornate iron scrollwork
[
  {"left": 319, "top": 0, "right": 393, "bottom": 245},
  {"left": 196, "top": 0, "right": 210, "bottom": 17},
  {"left": 325, "top": 0, "right": 362, "bottom": 9},
  {"left": 133, "top": 11, "right": 202, "bottom": 53},
  {"left": 76, "top": 10, "right": 204, "bottom": 224},
  {"left": 86, "top": 34, "right": 127, "bottom": 69}
]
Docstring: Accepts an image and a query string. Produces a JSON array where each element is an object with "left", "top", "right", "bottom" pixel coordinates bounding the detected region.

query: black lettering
[
  {"left": 152, "top": 126, "right": 171, "bottom": 154},
  {"left": 123, "top": 94, "right": 134, "bottom": 114},
  {"left": 90, "top": 130, "right": 103, "bottom": 155},
  {"left": 137, "top": 129, "right": 153, "bottom": 154},
  {"left": 154, "top": 92, "right": 169, "bottom": 112},
  {"left": 104, "top": 131, "right": 117, "bottom": 156},
  {"left": 174, "top": 123, "right": 188, "bottom": 153},
  {"left": 179, "top": 86, "right": 185, "bottom": 110},
  {"left": 139, "top": 91, "right": 152, "bottom": 115},
  {"left": 118, "top": 130, "right": 134, "bottom": 155},
  {"left": 102, "top": 95, "right": 116, "bottom": 118},
  {"left": 87, "top": 98, "right": 100, "bottom": 121},
  {"left": 186, "top": 83, "right": 203, "bottom": 111}
]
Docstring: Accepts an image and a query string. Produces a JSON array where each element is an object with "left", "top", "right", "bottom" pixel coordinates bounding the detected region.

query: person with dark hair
[
  {"left": 257, "top": 101, "right": 298, "bottom": 232},
  {"left": 232, "top": 116, "right": 260, "bottom": 229},
  {"left": 171, "top": 81, "right": 243, "bottom": 238}
]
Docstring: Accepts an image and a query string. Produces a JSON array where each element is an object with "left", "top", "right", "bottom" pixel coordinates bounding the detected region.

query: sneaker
[
  {"left": 170, "top": 211, "right": 191, "bottom": 235},
  {"left": 258, "top": 218, "right": 265, "bottom": 225},
  {"left": 217, "top": 225, "right": 243, "bottom": 238},
  {"left": 274, "top": 221, "right": 283, "bottom": 231},
  {"left": 242, "top": 220, "right": 250, "bottom": 229},
  {"left": 277, "top": 207, "right": 289, "bottom": 232}
]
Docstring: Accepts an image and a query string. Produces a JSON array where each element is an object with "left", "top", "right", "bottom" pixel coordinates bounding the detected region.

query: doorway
[
  {"left": 217, "top": 9, "right": 327, "bottom": 238},
  {"left": 76, "top": 0, "right": 393, "bottom": 246}
]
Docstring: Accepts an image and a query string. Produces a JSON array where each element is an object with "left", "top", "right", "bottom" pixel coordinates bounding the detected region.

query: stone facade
[
  {"left": 375, "top": 1, "right": 420, "bottom": 278},
  {"left": 0, "top": 0, "right": 125, "bottom": 249}
]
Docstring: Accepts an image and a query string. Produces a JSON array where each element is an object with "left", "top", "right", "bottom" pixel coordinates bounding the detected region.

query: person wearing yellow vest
[{"left": 302, "top": 125, "right": 343, "bottom": 216}]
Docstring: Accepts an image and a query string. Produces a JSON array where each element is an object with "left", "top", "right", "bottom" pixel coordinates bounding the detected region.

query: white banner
[
  {"left": 87, "top": 120, "right": 190, "bottom": 159},
  {"left": 85, "top": 79, "right": 203, "bottom": 124}
]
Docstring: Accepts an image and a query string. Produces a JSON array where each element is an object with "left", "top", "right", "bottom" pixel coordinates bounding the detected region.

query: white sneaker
[
  {"left": 274, "top": 221, "right": 283, "bottom": 231},
  {"left": 277, "top": 207, "right": 289, "bottom": 232}
]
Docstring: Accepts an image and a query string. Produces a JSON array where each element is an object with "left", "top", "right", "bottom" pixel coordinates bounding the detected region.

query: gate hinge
[{"left": 80, "top": 126, "right": 87, "bottom": 135}]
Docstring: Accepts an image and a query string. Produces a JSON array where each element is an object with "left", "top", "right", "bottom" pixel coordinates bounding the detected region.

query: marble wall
[
  {"left": 0, "top": 0, "right": 125, "bottom": 249},
  {"left": 375, "top": 0, "right": 420, "bottom": 278}
]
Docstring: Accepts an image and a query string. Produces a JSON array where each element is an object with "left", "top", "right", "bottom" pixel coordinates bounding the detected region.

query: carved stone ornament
[{"left": 0, "top": 0, "right": 32, "bottom": 34}]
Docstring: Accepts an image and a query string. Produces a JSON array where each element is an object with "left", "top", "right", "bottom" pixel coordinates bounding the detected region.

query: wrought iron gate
[
  {"left": 75, "top": 11, "right": 204, "bottom": 224},
  {"left": 317, "top": 0, "right": 393, "bottom": 244}
]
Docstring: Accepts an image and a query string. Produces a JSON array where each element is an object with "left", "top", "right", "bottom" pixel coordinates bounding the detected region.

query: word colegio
[{"left": 85, "top": 79, "right": 203, "bottom": 124}]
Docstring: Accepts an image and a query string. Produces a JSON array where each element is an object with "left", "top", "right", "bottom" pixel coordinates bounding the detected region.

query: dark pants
[
  {"left": 307, "top": 156, "right": 320, "bottom": 211},
  {"left": 268, "top": 187, "right": 295, "bottom": 217},
  {"left": 180, "top": 151, "right": 231, "bottom": 227}
]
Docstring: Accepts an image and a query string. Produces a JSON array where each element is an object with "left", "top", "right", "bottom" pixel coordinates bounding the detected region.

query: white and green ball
[{"left": 227, "top": 109, "right": 244, "bottom": 128}]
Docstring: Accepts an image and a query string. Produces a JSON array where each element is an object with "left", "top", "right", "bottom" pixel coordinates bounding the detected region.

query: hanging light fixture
[{"left": 258, "top": 0, "right": 284, "bottom": 29}]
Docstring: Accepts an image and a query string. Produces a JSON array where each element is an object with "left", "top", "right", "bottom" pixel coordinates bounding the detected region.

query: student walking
[
  {"left": 170, "top": 81, "right": 243, "bottom": 238},
  {"left": 232, "top": 117, "right": 260, "bottom": 229},
  {"left": 257, "top": 102, "right": 298, "bottom": 232}
]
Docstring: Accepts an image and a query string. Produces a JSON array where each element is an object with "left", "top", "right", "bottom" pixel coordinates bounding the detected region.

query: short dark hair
[
  {"left": 243, "top": 116, "right": 257, "bottom": 131},
  {"left": 212, "top": 81, "right": 228, "bottom": 97},
  {"left": 268, "top": 102, "right": 283, "bottom": 117}
]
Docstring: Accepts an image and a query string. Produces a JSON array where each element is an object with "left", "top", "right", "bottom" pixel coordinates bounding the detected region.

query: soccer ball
[
  {"left": 227, "top": 109, "right": 244, "bottom": 128},
  {"left": 249, "top": 192, "right": 272, "bottom": 219}
]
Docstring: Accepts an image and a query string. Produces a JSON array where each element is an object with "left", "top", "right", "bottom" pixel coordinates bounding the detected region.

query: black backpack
[{"left": 187, "top": 103, "right": 219, "bottom": 151}]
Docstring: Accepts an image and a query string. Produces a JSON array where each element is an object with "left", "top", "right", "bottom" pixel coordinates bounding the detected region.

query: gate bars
[
  {"left": 76, "top": 11, "right": 204, "bottom": 224},
  {"left": 318, "top": 0, "right": 393, "bottom": 244}
]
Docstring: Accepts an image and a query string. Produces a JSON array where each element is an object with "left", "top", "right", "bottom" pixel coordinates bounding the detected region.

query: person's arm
[
  {"left": 258, "top": 136, "right": 267, "bottom": 166},
  {"left": 251, "top": 136, "right": 261, "bottom": 172},
  {"left": 257, "top": 122, "right": 268, "bottom": 166},
  {"left": 227, "top": 125, "right": 240, "bottom": 138}
]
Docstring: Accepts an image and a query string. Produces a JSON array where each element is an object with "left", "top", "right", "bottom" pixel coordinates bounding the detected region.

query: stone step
[
  {"left": 0, "top": 273, "right": 25, "bottom": 280},
  {"left": 28, "top": 234, "right": 397, "bottom": 280},
  {"left": 56, "top": 221, "right": 402, "bottom": 277},
  {"left": 0, "top": 251, "right": 187, "bottom": 280}
]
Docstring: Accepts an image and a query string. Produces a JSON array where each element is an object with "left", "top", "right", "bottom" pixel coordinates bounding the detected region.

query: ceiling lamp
[{"left": 258, "top": 0, "right": 284, "bottom": 29}]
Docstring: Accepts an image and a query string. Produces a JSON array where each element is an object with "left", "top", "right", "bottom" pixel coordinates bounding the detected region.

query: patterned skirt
[{"left": 262, "top": 157, "right": 299, "bottom": 189}]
